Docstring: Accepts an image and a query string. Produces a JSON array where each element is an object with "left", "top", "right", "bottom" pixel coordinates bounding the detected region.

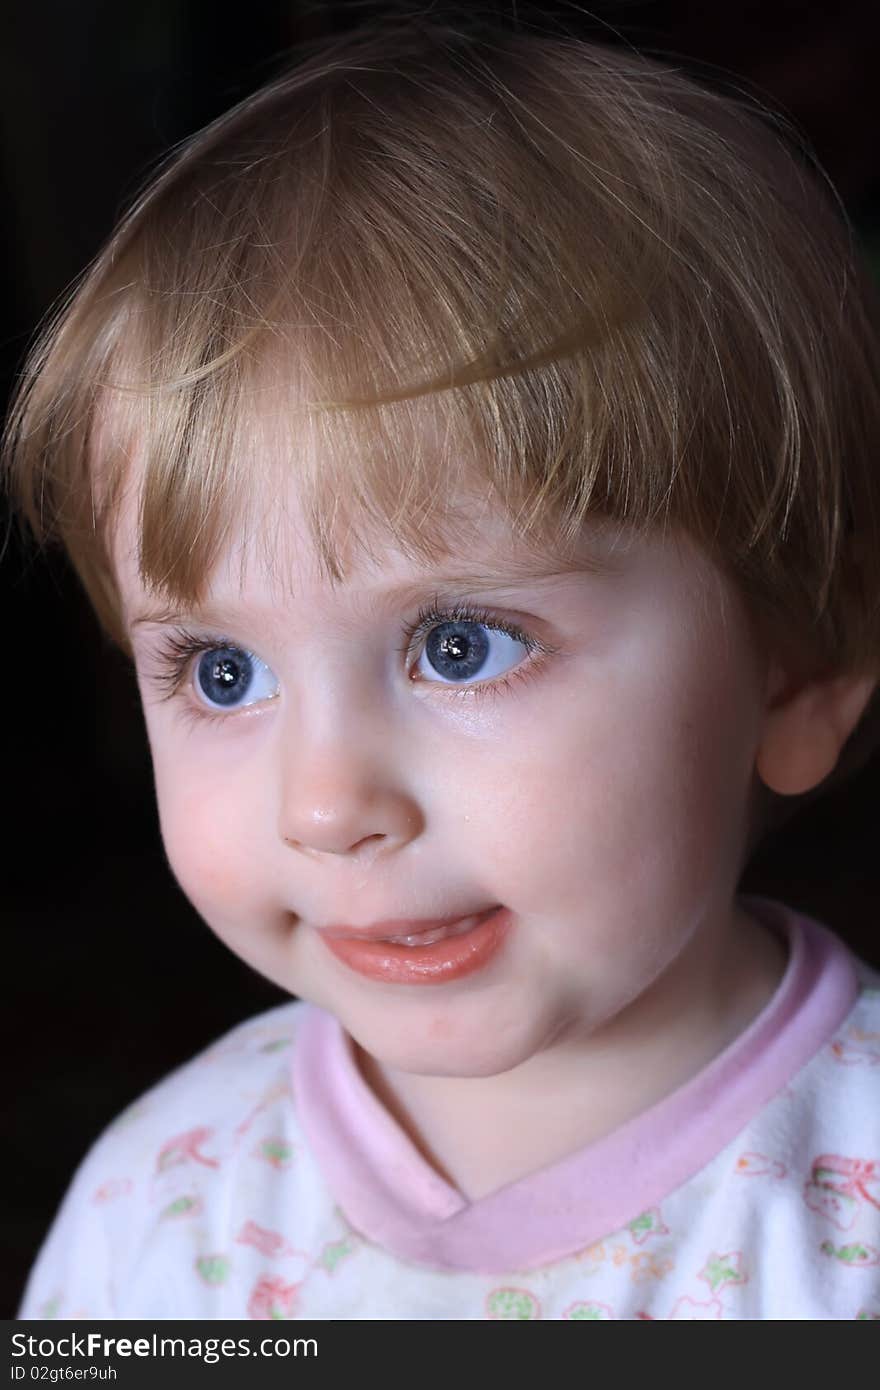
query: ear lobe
[{"left": 756, "top": 669, "right": 878, "bottom": 797}]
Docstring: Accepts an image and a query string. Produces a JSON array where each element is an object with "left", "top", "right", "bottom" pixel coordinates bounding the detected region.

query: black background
[{"left": 3, "top": 0, "right": 880, "bottom": 1318}]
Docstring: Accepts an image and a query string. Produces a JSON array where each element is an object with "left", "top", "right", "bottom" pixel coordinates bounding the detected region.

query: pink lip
[{"left": 316, "top": 906, "right": 513, "bottom": 984}]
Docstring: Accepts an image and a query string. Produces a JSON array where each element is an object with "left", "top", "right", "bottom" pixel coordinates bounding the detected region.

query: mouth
[
  {"left": 315, "top": 906, "right": 512, "bottom": 985},
  {"left": 318, "top": 907, "right": 500, "bottom": 945}
]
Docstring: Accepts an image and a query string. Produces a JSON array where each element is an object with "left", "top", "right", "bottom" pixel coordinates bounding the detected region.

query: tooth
[{"left": 385, "top": 913, "right": 483, "bottom": 947}]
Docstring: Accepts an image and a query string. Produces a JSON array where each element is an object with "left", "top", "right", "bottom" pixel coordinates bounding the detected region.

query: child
[{"left": 6, "top": 17, "right": 880, "bottom": 1321}]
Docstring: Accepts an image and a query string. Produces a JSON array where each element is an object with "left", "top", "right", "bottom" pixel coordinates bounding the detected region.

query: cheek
[
  {"left": 150, "top": 752, "right": 261, "bottom": 913},
  {"left": 473, "top": 637, "right": 758, "bottom": 900}
]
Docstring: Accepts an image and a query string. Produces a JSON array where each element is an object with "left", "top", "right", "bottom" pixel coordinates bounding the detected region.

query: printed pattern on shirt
[{"left": 19, "top": 977, "right": 880, "bottom": 1320}]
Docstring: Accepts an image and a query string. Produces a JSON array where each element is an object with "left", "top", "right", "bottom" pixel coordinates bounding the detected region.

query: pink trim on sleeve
[{"left": 292, "top": 898, "right": 859, "bottom": 1272}]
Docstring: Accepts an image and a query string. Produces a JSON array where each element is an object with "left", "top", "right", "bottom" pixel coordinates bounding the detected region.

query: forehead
[
  {"left": 105, "top": 361, "right": 734, "bottom": 632},
  {"left": 115, "top": 467, "right": 628, "bottom": 619},
  {"left": 102, "top": 353, "right": 639, "bottom": 620},
  {"left": 114, "top": 465, "right": 743, "bottom": 663}
]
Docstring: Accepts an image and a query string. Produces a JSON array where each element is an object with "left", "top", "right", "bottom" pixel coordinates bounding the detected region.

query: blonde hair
[{"left": 5, "top": 17, "right": 880, "bottom": 804}]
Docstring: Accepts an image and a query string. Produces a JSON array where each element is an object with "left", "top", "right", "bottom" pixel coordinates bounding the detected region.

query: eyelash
[
  {"left": 149, "top": 597, "right": 552, "bottom": 728},
  {"left": 399, "top": 599, "right": 550, "bottom": 698}
]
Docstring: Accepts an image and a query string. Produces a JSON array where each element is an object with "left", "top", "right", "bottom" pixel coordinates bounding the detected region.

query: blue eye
[
  {"left": 416, "top": 620, "right": 529, "bottom": 685},
  {"left": 193, "top": 646, "right": 279, "bottom": 711}
]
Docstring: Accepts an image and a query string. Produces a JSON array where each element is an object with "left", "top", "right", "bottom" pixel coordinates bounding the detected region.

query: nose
[{"left": 277, "top": 742, "right": 423, "bottom": 861}]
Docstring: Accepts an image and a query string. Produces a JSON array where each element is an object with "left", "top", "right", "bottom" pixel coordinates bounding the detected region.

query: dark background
[{"left": 3, "top": 0, "right": 880, "bottom": 1318}]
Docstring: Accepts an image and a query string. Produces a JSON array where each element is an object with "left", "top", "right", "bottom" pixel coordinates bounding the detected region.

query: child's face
[{"left": 116, "top": 465, "right": 772, "bottom": 1079}]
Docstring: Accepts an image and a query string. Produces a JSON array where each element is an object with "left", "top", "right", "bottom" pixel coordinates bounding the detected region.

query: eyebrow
[{"left": 127, "top": 552, "right": 617, "bottom": 632}]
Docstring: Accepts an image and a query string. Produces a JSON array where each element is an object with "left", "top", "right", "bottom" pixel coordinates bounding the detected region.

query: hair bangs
[{"left": 3, "top": 20, "right": 880, "bottom": 694}]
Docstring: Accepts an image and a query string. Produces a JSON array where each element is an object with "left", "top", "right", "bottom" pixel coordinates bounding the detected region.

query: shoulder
[
  {"left": 751, "top": 901, "right": 880, "bottom": 1131},
  {"left": 642, "top": 930, "right": 880, "bottom": 1319},
  {"left": 774, "top": 959, "right": 880, "bottom": 1140},
  {"left": 820, "top": 966, "right": 880, "bottom": 1094},
  {"left": 19, "top": 999, "right": 315, "bottom": 1318},
  {"left": 737, "top": 971, "right": 880, "bottom": 1315},
  {"left": 107, "top": 998, "right": 308, "bottom": 1151},
  {"left": 72, "top": 998, "right": 310, "bottom": 1182}
]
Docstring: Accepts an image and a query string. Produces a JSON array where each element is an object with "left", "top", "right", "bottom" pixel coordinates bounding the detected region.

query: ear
[{"left": 755, "top": 663, "right": 878, "bottom": 797}]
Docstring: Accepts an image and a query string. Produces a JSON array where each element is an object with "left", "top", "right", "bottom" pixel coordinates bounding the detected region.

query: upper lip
[{"left": 315, "top": 907, "right": 498, "bottom": 940}]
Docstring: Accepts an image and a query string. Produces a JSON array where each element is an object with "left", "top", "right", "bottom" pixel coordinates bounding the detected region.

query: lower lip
[{"left": 318, "top": 907, "right": 513, "bottom": 985}]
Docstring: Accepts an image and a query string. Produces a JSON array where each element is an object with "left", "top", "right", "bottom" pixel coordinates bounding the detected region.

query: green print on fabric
[
  {"left": 161, "top": 1195, "right": 201, "bottom": 1218},
  {"left": 486, "top": 1288, "right": 540, "bottom": 1320},
  {"left": 319, "top": 1238, "right": 355, "bottom": 1272},
  {"left": 259, "top": 1038, "right": 292, "bottom": 1054},
  {"left": 820, "top": 1241, "right": 880, "bottom": 1267},
  {"left": 39, "top": 1295, "right": 61, "bottom": 1319},
  {"left": 629, "top": 1212, "right": 654, "bottom": 1237},
  {"left": 566, "top": 1302, "right": 613, "bottom": 1320},
  {"left": 197, "top": 1255, "right": 231, "bottom": 1285},
  {"left": 258, "top": 1139, "right": 294, "bottom": 1167},
  {"left": 700, "top": 1252, "right": 745, "bottom": 1292},
  {"left": 627, "top": 1207, "right": 669, "bottom": 1243}
]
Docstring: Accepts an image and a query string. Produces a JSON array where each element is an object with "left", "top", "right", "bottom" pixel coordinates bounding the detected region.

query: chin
[{"left": 353, "top": 1017, "right": 543, "bottom": 1080}]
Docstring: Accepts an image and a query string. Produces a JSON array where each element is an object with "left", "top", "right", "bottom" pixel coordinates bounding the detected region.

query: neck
[{"left": 354, "top": 903, "right": 787, "bottom": 1200}]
